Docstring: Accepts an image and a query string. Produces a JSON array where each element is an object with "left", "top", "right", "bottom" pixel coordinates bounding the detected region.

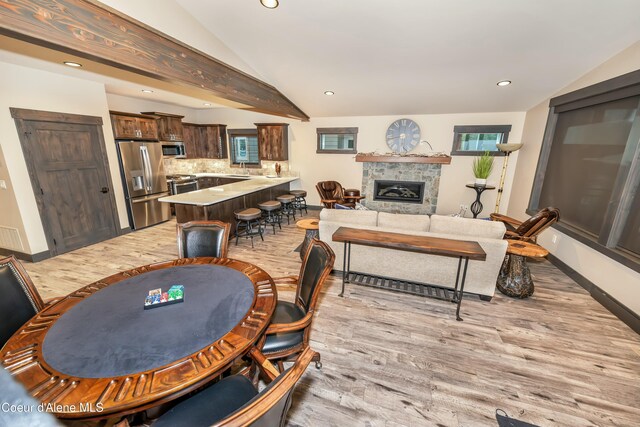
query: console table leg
[
  {"left": 455, "top": 257, "right": 469, "bottom": 321},
  {"left": 452, "top": 256, "right": 463, "bottom": 302},
  {"left": 340, "top": 241, "right": 347, "bottom": 297}
]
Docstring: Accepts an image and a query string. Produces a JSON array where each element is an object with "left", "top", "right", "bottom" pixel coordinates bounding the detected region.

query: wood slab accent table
[
  {"left": 0, "top": 258, "right": 277, "bottom": 422},
  {"left": 332, "top": 227, "right": 486, "bottom": 321},
  {"left": 497, "top": 240, "right": 549, "bottom": 298},
  {"left": 296, "top": 219, "right": 319, "bottom": 260}
]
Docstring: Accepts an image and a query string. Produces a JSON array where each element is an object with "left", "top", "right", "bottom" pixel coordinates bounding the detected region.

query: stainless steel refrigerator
[{"left": 116, "top": 140, "right": 171, "bottom": 230}]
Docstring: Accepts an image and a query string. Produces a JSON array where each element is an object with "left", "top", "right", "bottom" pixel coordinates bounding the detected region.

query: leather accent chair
[
  {"left": 315, "top": 181, "right": 355, "bottom": 209},
  {"left": 177, "top": 220, "right": 231, "bottom": 258},
  {"left": 153, "top": 346, "right": 315, "bottom": 427},
  {"left": 0, "top": 255, "right": 45, "bottom": 347},
  {"left": 262, "top": 240, "right": 335, "bottom": 369},
  {"left": 490, "top": 207, "right": 560, "bottom": 243}
]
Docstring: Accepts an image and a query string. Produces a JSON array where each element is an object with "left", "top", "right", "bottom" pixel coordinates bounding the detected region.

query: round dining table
[{"left": 0, "top": 257, "right": 277, "bottom": 422}]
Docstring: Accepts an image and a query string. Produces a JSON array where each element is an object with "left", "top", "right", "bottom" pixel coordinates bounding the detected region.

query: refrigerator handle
[{"left": 140, "top": 145, "right": 153, "bottom": 192}]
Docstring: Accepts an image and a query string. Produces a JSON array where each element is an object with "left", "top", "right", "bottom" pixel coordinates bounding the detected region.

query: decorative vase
[
  {"left": 275, "top": 163, "right": 281, "bottom": 177},
  {"left": 475, "top": 178, "right": 487, "bottom": 186}
]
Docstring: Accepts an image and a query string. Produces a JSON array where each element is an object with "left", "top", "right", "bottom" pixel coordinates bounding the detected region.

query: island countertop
[{"left": 159, "top": 176, "right": 299, "bottom": 206}]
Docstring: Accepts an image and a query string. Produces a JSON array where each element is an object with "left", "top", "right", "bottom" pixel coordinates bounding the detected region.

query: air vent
[{"left": 0, "top": 226, "right": 24, "bottom": 252}]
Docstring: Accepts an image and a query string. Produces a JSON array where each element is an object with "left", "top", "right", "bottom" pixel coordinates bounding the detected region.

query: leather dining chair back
[
  {"left": 177, "top": 220, "right": 231, "bottom": 258},
  {"left": 297, "top": 240, "right": 335, "bottom": 312},
  {"left": 153, "top": 347, "right": 316, "bottom": 427},
  {"left": 0, "top": 256, "right": 45, "bottom": 347}
]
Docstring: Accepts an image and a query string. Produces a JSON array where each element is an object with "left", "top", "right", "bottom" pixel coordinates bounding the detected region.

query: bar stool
[
  {"left": 290, "top": 189, "right": 308, "bottom": 216},
  {"left": 258, "top": 200, "right": 282, "bottom": 234},
  {"left": 276, "top": 194, "right": 297, "bottom": 225},
  {"left": 234, "top": 208, "right": 264, "bottom": 248}
]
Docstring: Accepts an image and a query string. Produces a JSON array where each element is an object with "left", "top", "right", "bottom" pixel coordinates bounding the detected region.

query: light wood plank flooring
[{"left": 22, "top": 212, "right": 640, "bottom": 427}]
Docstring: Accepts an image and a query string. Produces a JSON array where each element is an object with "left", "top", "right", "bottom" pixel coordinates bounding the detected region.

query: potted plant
[{"left": 472, "top": 151, "right": 494, "bottom": 186}]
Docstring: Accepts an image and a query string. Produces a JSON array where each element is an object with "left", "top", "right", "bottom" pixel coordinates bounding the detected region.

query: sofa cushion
[
  {"left": 319, "top": 208, "right": 378, "bottom": 226},
  {"left": 429, "top": 215, "right": 506, "bottom": 239},
  {"left": 377, "top": 212, "right": 430, "bottom": 232}
]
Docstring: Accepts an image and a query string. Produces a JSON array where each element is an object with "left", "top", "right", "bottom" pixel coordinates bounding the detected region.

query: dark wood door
[
  {"left": 183, "top": 123, "right": 198, "bottom": 159},
  {"left": 137, "top": 118, "right": 159, "bottom": 140},
  {"left": 256, "top": 123, "right": 288, "bottom": 161},
  {"left": 14, "top": 112, "right": 119, "bottom": 256},
  {"left": 111, "top": 115, "right": 138, "bottom": 139}
]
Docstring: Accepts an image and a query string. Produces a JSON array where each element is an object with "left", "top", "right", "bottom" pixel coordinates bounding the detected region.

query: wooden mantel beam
[{"left": 0, "top": 0, "right": 310, "bottom": 121}]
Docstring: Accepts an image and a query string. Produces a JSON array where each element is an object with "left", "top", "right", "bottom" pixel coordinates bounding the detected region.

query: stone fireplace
[{"left": 357, "top": 154, "right": 450, "bottom": 214}]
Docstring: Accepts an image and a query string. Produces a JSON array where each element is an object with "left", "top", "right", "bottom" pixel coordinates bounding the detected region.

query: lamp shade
[{"left": 496, "top": 143, "right": 523, "bottom": 153}]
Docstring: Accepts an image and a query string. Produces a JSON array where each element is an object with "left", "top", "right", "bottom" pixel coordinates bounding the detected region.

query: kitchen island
[{"left": 159, "top": 175, "right": 298, "bottom": 227}]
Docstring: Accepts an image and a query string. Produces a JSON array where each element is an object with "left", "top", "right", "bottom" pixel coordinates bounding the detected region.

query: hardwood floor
[{"left": 22, "top": 212, "right": 640, "bottom": 427}]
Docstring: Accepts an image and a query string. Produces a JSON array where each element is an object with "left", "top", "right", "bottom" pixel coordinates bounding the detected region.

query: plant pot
[{"left": 475, "top": 178, "right": 487, "bottom": 186}]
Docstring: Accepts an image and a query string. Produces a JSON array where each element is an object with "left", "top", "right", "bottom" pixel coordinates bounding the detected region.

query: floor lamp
[{"left": 494, "top": 143, "right": 523, "bottom": 213}]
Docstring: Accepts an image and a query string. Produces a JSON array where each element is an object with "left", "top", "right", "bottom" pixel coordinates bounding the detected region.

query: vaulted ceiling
[
  {"left": 176, "top": 0, "right": 640, "bottom": 116},
  {"left": 2, "top": 0, "right": 639, "bottom": 118}
]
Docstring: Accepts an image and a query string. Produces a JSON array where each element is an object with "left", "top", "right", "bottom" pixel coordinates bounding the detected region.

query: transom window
[
  {"left": 451, "top": 125, "right": 512, "bottom": 156},
  {"left": 316, "top": 127, "right": 358, "bottom": 154}
]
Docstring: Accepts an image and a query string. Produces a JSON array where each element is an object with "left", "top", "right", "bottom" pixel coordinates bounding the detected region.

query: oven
[{"left": 162, "top": 141, "right": 186, "bottom": 159}]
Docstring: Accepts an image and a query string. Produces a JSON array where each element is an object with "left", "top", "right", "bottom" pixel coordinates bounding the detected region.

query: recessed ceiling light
[
  {"left": 63, "top": 61, "right": 82, "bottom": 68},
  {"left": 203, "top": 103, "right": 212, "bottom": 106},
  {"left": 141, "top": 89, "right": 154, "bottom": 93},
  {"left": 260, "top": 0, "right": 279, "bottom": 9},
  {"left": 497, "top": 80, "right": 512, "bottom": 87},
  {"left": 324, "top": 91, "right": 335, "bottom": 96}
]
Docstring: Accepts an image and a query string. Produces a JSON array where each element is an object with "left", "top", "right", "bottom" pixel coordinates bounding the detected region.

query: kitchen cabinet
[
  {"left": 198, "top": 176, "right": 245, "bottom": 190},
  {"left": 182, "top": 123, "right": 228, "bottom": 159},
  {"left": 255, "top": 123, "right": 289, "bottom": 161},
  {"left": 110, "top": 111, "right": 159, "bottom": 140},
  {"left": 141, "top": 112, "right": 184, "bottom": 141}
]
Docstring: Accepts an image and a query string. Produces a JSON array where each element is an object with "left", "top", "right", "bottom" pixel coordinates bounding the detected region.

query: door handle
[{"left": 101, "top": 187, "right": 109, "bottom": 194}]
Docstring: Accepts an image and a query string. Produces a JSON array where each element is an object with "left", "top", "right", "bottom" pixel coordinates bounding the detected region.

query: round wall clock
[{"left": 386, "top": 118, "right": 421, "bottom": 153}]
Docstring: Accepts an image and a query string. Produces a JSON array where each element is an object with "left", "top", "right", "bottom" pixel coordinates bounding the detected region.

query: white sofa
[{"left": 318, "top": 209, "right": 508, "bottom": 299}]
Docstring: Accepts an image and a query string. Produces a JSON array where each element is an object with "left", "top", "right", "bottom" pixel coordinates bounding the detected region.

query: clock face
[{"left": 386, "top": 119, "right": 421, "bottom": 153}]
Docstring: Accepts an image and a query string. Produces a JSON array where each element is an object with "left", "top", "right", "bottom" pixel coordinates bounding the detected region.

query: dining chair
[
  {"left": 0, "top": 255, "right": 45, "bottom": 347},
  {"left": 176, "top": 220, "right": 231, "bottom": 258},
  {"left": 261, "top": 239, "right": 335, "bottom": 369},
  {"left": 152, "top": 346, "right": 315, "bottom": 427},
  {"left": 490, "top": 207, "right": 560, "bottom": 243}
]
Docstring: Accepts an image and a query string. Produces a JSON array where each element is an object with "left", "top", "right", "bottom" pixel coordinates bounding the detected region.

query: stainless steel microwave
[{"left": 161, "top": 141, "right": 186, "bottom": 158}]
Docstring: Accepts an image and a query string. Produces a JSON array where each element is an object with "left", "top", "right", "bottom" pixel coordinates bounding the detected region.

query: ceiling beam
[{"left": 0, "top": 0, "right": 310, "bottom": 121}]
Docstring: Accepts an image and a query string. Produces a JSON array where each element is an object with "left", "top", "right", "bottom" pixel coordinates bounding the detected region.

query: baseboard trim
[
  {"left": 0, "top": 247, "right": 51, "bottom": 263},
  {"left": 547, "top": 253, "right": 640, "bottom": 335},
  {"left": 119, "top": 227, "right": 132, "bottom": 235}
]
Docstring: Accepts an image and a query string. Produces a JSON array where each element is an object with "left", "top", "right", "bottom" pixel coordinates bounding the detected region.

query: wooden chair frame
[
  {"left": 490, "top": 207, "right": 560, "bottom": 243},
  {"left": 176, "top": 220, "right": 231, "bottom": 259},
  {"left": 264, "top": 240, "right": 335, "bottom": 369}
]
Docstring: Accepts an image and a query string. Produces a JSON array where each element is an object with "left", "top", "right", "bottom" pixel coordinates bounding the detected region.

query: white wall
[
  {"left": 198, "top": 108, "right": 526, "bottom": 215},
  {"left": 0, "top": 60, "right": 128, "bottom": 254},
  {"left": 508, "top": 42, "right": 640, "bottom": 316},
  {"left": 106, "top": 94, "right": 200, "bottom": 122}
]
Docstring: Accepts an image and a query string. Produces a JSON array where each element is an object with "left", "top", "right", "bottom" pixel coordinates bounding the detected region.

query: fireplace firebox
[{"left": 373, "top": 180, "right": 425, "bottom": 203}]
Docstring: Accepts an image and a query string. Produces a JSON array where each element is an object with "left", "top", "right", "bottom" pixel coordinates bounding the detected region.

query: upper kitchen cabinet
[
  {"left": 142, "top": 112, "right": 184, "bottom": 141},
  {"left": 182, "top": 123, "right": 228, "bottom": 159},
  {"left": 110, "top": 111, "right": 159, "bottom": 140},
  {"left": 255, "top": 123, "right": 289, "bottom": 161}
]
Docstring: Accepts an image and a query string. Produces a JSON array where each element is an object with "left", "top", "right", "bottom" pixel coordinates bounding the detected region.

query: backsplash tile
[{"left": 163, "top": 159, "right": 291, "bottom": 176}]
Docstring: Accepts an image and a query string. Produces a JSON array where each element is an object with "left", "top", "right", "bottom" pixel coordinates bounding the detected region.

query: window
[
  {"left": 228, "top": 129, "right": 260, "bottom": 167},
  {"left": 316, "top": 127, "right": 358, "bottom": 153},
  {"left": 530, "top": 69, "right": 640, "bottom": 271},
  {"left": 451, "top": 125, "right": 512, "bottom": 155}
]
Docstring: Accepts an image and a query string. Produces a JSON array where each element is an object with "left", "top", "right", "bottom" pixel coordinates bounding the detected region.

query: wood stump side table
[
  {"left": 297, "top": 219, "right": 320, "bottom": 260},
  {"left": 497, "top": 240, "right": 549, "bottom": 298}
]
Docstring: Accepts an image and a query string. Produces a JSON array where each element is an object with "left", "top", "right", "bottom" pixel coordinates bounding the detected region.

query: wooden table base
[{"left": 497, "top": 254, "right": 534, "bottom": 298}]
